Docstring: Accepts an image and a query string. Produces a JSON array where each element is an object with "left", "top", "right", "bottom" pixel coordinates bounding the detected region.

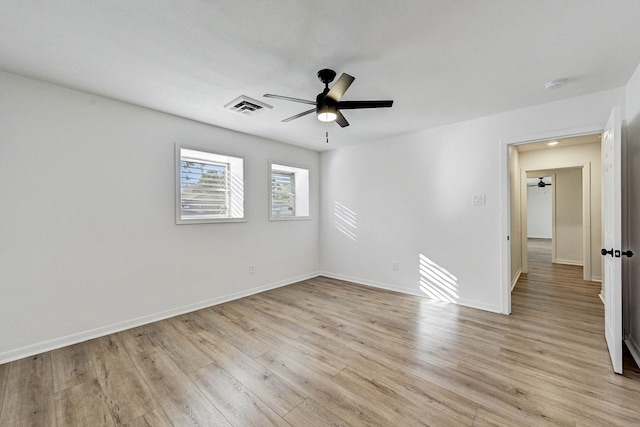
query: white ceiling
[
  {"left": 2, "top": 1, "right": 640, "bottom": 152},
  {"left": 516, "top": 133, "right": 601, "bottom": 152}
]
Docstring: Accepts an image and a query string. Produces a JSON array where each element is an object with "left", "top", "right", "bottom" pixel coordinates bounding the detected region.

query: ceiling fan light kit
[
  {"left": 317, "top": 104, "right": 337, "bottom": 122},
  {"left": 264, "top": 68, "right": 393, "bottom": 129}
]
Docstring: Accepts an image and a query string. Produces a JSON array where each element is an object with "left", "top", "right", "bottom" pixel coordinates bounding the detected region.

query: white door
[{"left": 602, "top": 107, "right": 623, "bottom": 374}]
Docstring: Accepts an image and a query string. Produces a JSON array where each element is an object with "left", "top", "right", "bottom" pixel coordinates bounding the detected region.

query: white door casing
[
  {"left": 501, "top": 124, "right": 604, "bottom": 316},
  {"left": 602, "top": 107, "right": 623, "bottom": 374}
]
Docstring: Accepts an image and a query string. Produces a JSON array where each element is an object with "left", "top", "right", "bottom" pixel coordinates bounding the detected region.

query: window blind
[
  {"left": 271, "top": 171, "right": 295, "bottom": 217},
  {"left": 180, "top": 159, "right": 229, "bottom": 218}
]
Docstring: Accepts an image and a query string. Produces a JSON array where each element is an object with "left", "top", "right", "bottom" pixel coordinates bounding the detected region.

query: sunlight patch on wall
[
  {"left": 334, "top": 201, "right": 357, "bottom": 241},
  {"left": 229, "top": 172, "right": 245, "bottom": 218},
  {"left": 419, "top": 254, "right": 459, "bottom": 303}
]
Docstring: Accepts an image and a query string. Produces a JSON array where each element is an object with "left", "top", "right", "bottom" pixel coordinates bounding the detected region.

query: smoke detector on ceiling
[{"left": 224, "top": 95, "right": 273, "bottom": 115}]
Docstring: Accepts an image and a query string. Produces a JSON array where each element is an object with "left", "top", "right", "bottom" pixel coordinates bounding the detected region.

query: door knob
[{"left": 601, "top": 248, "right": 633, "bottom": 257}]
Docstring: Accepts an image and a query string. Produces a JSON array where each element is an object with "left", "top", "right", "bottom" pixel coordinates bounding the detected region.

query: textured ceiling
[{"left": 2, "top": 1, "right": 640, "bottom": 151}]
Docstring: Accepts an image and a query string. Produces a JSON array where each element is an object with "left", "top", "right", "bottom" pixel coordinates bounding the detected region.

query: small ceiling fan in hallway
[
  {"left": 527, "top": 177, "right": 553, "bottom": 187},
  {"left": 536, "top": 177, "right": 552, "bottom": 187}
]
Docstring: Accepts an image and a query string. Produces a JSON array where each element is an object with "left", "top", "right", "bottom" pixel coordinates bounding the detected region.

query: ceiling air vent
[{"left": 224, "top": 95, "right": 273, "bottom": 116}]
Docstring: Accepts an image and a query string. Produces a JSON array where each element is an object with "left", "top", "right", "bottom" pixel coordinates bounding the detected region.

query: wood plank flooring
[{"left": 1, "top": 239, "right": 640, "bottom": 426}]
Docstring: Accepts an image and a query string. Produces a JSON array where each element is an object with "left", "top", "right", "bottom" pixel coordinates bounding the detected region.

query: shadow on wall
[
  {"left": 419, "top": 254, "right": 459, "bottom": 303},
  {"left": 334, "top": 201, "right": 357, "bottom": 241}
]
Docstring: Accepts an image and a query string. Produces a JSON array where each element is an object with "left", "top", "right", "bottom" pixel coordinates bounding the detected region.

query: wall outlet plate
[{"left": 472, "top": 194, "right": 486, "bottom": 206}]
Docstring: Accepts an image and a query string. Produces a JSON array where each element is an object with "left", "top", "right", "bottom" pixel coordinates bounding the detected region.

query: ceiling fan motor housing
[{"left": 317, "top": 69, "right": 337, "bottom": 85}]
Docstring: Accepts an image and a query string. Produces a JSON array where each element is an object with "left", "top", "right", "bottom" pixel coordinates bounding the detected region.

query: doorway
[
  {"left": 526, "top": 175, "right": 553, "bottom": 242},
  {"left": 522, "top": 167, "right": 585, "bottom": 277},
  {"left": 499, "top": 129, "right": 603, "bottom": 315},
  {"left": 526, "top": 174, "right": 554, "bottom": 274},
  {"left": 501, "top": 110, "right": 632, "bottom": 375}
]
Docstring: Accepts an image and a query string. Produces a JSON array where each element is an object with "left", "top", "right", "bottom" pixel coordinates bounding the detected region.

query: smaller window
[
  {"left": 270, "top": 163, "right": 310, "bottom": 220},
  {"left": 176, "top": 145, "right": 245, "bottom": 224}
]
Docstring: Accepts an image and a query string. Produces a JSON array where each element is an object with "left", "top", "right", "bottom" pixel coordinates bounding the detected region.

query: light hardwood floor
[{"left": 1, "top": 240, "right": 640, "bottom": 426}]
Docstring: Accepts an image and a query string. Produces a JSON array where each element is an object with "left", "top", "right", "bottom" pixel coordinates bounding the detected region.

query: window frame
[
  {"left": 269, "top": 162, "right": 311, "bottom": 221},
  {"left": 176, "top": 144, "right": 246, "bottom": 224}
]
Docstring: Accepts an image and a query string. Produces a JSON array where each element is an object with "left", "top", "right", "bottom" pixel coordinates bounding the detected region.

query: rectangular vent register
[{"left": 224, "top": 95, "right": 272, "bottom": 115}]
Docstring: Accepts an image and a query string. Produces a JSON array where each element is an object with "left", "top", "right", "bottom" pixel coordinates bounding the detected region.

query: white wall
[
  {"left": 320, "top": 88, "right": 624, "bottom": 313},
  {"left": 0, "top": 71, "right": 320, "bottom": 363},
  {"left": 625, "top": 63, "right": 640, "bottom": 364},
  {"left": 1, "top": 68, "right": 634, "bottom": 363},
  {"left": 527, "top": 182, "right": 552, "bottom": 239}
]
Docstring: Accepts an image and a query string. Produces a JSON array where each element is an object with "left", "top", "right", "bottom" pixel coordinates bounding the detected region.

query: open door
[{"left": 601, "top": 107, "right": 624, "bottom": 373}]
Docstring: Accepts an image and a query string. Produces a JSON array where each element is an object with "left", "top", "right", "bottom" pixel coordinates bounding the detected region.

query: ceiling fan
[
  {"left": 527, "top": 177, "right": 552, "bottom": 187},
  {"left": 264, "top": 69, "right": 393, "bottom": 128}
]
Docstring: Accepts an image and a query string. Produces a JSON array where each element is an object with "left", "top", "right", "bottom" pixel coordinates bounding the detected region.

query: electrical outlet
[
  {"left": 472, "top": 194, "right": 486, "bottom": 206},
  {"left": 249, "top": 265, "right": 255, "bottom": 274},
  {"left": 392, "top": 261, "right": 398, "bottom": 271}
]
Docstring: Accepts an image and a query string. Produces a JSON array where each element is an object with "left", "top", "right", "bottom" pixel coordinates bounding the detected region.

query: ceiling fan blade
[
  {"left": 335, "top": 111, "right": 349, "bottom": 128},
  {"left": 264, "top": 94, "right": 316, "bottom": 105},
  {"left": 282, "top": 108, "right": 316, "bottom": 122},
  {"left": 325, "top": 73, "right": 355, "bottom": 103},
  {"left": 338, "top": 100, "right": 394, "bottom": 109}
]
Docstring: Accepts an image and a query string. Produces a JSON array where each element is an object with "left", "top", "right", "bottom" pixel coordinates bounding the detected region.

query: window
[
  {"left": 270, "top": 163, "right": 310, "bottom": 220},
  {"left": 176, "top": 146, "right": 244, "bottom": 224}
]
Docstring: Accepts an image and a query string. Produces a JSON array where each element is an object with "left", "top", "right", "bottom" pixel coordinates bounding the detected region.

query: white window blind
[
  {"left": 269, "top": 163, "right": 310, "bottom": 220},
  {"left": 271, "top": 170, "right": 296, "bottom": 217},
  {"left": 176, "top": 146, "right": 244, "bottom": 224},
  {"left": 180, "top": 158, "right": 229, "bottom": 218}
]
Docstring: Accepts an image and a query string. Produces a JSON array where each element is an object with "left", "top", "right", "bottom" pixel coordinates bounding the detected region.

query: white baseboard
[
  {"left": 625, "top": 335, "right": 640, "bottom": 369},
  {"left": 554, "top": 259, "right": 583, "bottom": 266},
  {"left": 511, "top": 268, "right": 522, "bottom": 292},
  {"left": 319, "top": 271, "right": 502, "bottom": 314},
  {"left": 0, "top": 272, "right": 321, "bottom": 365}
]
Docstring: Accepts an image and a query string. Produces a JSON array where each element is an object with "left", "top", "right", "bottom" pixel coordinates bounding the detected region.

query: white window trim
[
  {"left": 176, "top": 144, "right": 246, "bottom": 224},
  {"left": 269, "top": 161, "right": 311, "bottom": 221}
]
